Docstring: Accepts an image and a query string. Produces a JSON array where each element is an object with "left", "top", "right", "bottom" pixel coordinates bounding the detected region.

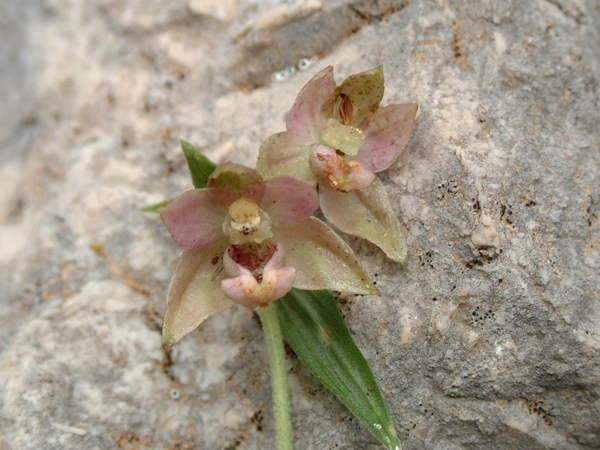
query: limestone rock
[{"left": 1, "top": 0, "right": 599, "bottom": 448}]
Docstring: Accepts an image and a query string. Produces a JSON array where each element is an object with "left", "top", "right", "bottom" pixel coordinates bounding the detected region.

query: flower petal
[
  {"left": 310, "top": 146, "right": 375, "bottom": 193},
  {"left": 286, "top": 66, "right": 336, "bottom": 145},
  {"left": 254, "top": 176, "right": 319, "bottom": 225},
  {"left": 273, "top": 218, "right": 379, "bottom": 295},
  {"left": 163, "top": 239, "right": 234, "bottom": 345},
  {"left": 256, "top": 132, "right": 316, "bottom": 186},
  {"left": 208, "top": 162, "right": 263, "bottom": 196},
  {"left": 337, "top": 66, "right": 384, "bottom": 127},
  {"left": 319, "top": 178, "right": 407, "bottom": 263},
  {"left": 159, "top": 189, "right": 236, "bottom": 249},
  {"left": 221, "top": 268, "right": 296, "bottom": 309},
  {"left": 222, "top": 242, "right": 296, "bottom": 308},
  {"left": 354, "top": 102, "right": 418, "bottom": 173}
]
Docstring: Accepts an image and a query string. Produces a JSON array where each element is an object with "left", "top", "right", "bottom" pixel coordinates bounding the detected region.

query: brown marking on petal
[
  {"left": 228, "top": 243, "right": 277, "bottom": 282},
  {"left": 339, "top": 93, "right": 353, "bottom": 125},
  {"left": 318, "top": 152, "right": 365, "bottom": 192}
]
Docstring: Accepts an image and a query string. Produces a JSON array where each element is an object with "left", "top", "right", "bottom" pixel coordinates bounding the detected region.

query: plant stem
[{"left": 261, "top": 303, "right": 293, "bottom": 450}]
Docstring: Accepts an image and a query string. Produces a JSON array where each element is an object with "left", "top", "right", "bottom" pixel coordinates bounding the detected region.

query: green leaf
[
  {"left": 181, "top": 139, "right": 217, "bottom": 188},
  {"left": 275, "top": 289, "right": 401, "bottom": 450},
  {"left": 141, "top": 198, "right": 174, "bottom": 213}
]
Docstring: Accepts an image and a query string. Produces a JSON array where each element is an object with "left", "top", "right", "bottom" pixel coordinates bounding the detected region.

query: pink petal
[
  {"left": 221, "top": 268, "right": 296, "bottom": 309},
  {"left": 319, "top": 178, "right": 407, "bottom": 263},
  {"left": 221, "top": 242, "right": 296, "bottom": 308},
  {"left": 286, "top": 66, "right": 336, "bottom": 145},
  {"left": 354, "top": 102, "right": 418, "bottom": 172},
  {"left": 163, "top": 240, "right": 234, "bottom": 345},
  {"left": 310, "top": 147, "right": 375, "bottom": 193},
  {"left": 255, "top": 176, "right": 319, "bottom": 225},
  {"left": 273, "top": 218, "right": 379, "bottom": 295},
  {"left": 256, "top": 132, "right": 316, "bottom": 186},
  {"left": 337, "top": 66, "right": 384, "bottom": 127},
  {"left": 160, "top": 188, "right": 237, "bottom": 249}
]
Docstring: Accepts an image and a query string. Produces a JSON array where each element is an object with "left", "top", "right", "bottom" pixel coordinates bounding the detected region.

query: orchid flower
[
  {"left": 257, "top": 66, "right": 417, "bottom": 263},
  {"left": 159, "top": 162, "right": 378, "bottom": 345}
]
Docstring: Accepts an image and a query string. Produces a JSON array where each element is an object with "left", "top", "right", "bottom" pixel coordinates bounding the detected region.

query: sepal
[
  {"left": 163, "top": 240, "right": 234, "bottom": 346},
  {"left": 273, "top": 217, "right": 379, "bottom": 295},
  {"left": 319, "top": 178, "right": 407, "bottom": 263}
]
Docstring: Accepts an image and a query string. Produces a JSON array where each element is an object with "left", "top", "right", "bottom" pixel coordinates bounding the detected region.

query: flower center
[
  {"left": 225, "top": 198, "right": 274, "bottom": 245},
  {"left": 229, "top": 198, "right": 261, "bottom": 235},
  {"left": 320, "top": 118, "right": 364, "bottom": 157}
]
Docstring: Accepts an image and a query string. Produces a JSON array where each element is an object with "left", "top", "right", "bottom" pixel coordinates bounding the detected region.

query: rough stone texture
[{"left": 1, "top": 0, "right": 599, "bottom": 449}]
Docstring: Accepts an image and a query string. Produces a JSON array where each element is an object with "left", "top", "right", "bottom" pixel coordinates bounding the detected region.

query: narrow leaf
[
  {"left": 181, "top": 140, "right": 217, "bottom": 188},
  {"left": 141, "top": 198, "right": 173, "bottom": 213},
  {"left": 275, "top": 289, "right": 401, "bottom": 450}
]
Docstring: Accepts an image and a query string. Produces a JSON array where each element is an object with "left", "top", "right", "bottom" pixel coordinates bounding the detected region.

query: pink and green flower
[
  {"left": 257, "top": 66, "right": 417, "bottom": 262},
  {"left": 159, "top": 162, "right": 378, "bottom": 345}
]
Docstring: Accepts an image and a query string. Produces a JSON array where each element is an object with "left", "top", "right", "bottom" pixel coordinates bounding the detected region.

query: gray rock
[{"left": 0, "top": 0, "right": 598, "bottom": 449}]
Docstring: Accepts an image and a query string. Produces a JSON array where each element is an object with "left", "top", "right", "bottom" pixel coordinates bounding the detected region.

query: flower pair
[
  {"left": 159, "top": 163, "right": 377, "bottom": 345},
  {"left": 159, "top": 66, "right": 417, "bottom": 345}
]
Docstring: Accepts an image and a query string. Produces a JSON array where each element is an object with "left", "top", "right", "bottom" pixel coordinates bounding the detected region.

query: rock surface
[{"left": 1, "top": 0, "right": 599, "bottom": 448}]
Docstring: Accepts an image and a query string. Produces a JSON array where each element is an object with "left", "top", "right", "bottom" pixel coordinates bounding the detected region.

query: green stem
[{"left": 261, "top": 303, "right": 293, "bottom": 450}]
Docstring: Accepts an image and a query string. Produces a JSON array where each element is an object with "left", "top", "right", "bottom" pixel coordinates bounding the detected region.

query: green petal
[
  {"left": 256, "top": 132, "right": 316, "bottom": 186},
  {"left": 180, "top": 140, "right": 217, "bottom": 189},
  {"left": 319, "top": 178, "right": 407, "bottom": 263},
  {"left": 275, "top": 289, "right": 402, "bottom": 450},
  {"left": 273, "top": 218, "right": 378, "bottom": 295},
  {"left": 163, "top": 239, "right": 234, "bottom": 345},
  {"left": 338, "top": 66, "right": 384, "bottom": 127},
  {"left": 207, "top": 162, "right": 263, "bottom": 196}
]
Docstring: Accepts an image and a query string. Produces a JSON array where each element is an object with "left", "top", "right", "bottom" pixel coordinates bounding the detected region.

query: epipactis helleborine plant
[
  {"left": 257, "top": 66, "right": 417, "bottom": 263},
  {"left": 159, "top": 162, "right": 377, "bottom": 345}
]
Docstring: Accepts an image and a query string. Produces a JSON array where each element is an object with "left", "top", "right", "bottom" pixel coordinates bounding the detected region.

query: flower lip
[
  {"left": 225, "top": 241, "right": 277, "bottom": 282},
  {"left": 310, "top": 145, "right": 375, "bottom": 193},
  {"left": 221, "top": 240, "right": 297, "bottom": 309}
]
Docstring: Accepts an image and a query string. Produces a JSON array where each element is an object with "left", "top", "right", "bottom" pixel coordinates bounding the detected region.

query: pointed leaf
[
  {"left": 275, "top": 289, "right": 401, "bottom": 450},
  {"left": 286, "top": 66, "right": 336, "bottom": 145},
  {"left": 256, "top": 132, "right": 316, "bottom": 186},
  {"left": 319, "top": 178, "right": 407, "bottom": 263},
  {"left": 141, "top": 198, "right": 174, "bottom": 213},
  {"left": 354, "top": 103, "right": 418, "bottom": 173},
  {"left": 338, "top": 66, "right": 384, "bottom": 127},
  {"left": 181, "top": 140, "right": 217, "bottom": 188},
  {"left": 163, "top": 240, "right": 234, "bottom": 345},
  {"left": 273, "top": 218, "right": 378, "bottom": 295}
]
